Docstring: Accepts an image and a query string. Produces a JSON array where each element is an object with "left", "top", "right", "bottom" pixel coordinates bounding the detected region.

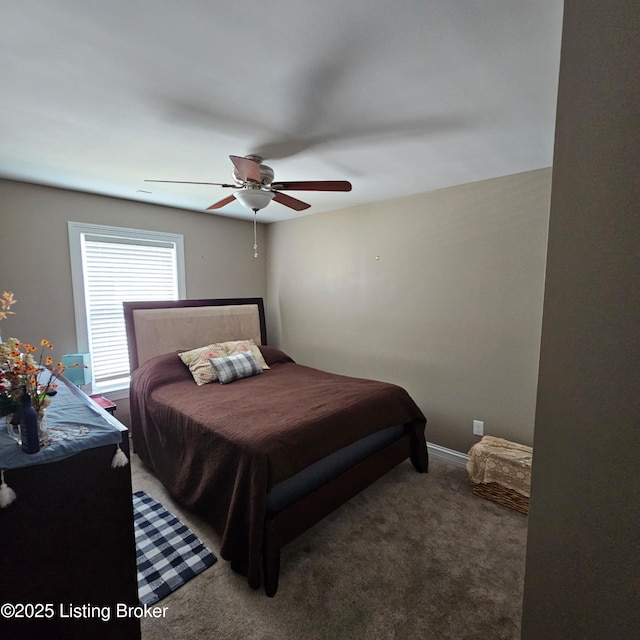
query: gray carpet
[{"left": 131, "top": 451, "right": 527, "bottom": 640}]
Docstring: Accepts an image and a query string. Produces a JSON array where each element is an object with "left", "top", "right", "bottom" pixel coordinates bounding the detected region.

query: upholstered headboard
[{"left": 123, "top": 298, "right": 267, "bottom": 372}]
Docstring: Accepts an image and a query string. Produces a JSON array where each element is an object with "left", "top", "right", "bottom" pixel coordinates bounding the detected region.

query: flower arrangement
[
  {"left": 0, "top": 338, "right": 70, "bottom": 418},
  {"left": 0, "top": 291, "right": 83, "bottom": 419}
]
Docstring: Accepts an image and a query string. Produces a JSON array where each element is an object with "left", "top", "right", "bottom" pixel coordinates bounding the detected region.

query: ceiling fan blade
[
  {"left": 272, "top": 191, "right": 311, "bottom": 211},
  {"left": 144, "top": 179, "right": 235, "bottom": 187},
  {"left": 206, "top": 194, "right": 237, "bottom": 210},
  {"left": 229, "top": 155, "right": 261, "bottom": 182},
  {"left": 271, "top": 180, "right": 352, "bottom": 192}
]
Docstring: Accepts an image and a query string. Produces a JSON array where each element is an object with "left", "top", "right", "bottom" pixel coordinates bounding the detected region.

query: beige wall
[
  {"left": 522, "top": 0, "right": 639, "bottom": 636},
  {"left": 266, "top": 168, "right": 551, "bottom": 453},
  {"left": 0, "top": 178, "right": 266, "bottom": 370}
]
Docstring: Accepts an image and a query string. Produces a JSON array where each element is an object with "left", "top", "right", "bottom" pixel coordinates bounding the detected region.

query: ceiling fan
[{"left": 145, "top": 154, "right": 352, "bottom": 213}]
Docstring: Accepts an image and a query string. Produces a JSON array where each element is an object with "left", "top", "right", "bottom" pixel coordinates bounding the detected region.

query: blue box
[{"left": 61, "top": 353, "right": 92, "bottom": 386}]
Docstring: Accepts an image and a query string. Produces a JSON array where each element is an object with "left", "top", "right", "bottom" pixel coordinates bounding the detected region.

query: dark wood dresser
[{"left": 0, "top": 381, "right": 141, "bottom": 640}]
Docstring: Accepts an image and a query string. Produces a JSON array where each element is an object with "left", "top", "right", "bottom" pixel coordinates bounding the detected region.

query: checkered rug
[{"left": 133, "top": 491, "right": 217, "bottom": 605}]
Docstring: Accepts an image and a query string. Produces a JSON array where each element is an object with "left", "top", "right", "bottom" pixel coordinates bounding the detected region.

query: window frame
[{"left": 68, "top": 221, "right": 186, "bottom": 394}]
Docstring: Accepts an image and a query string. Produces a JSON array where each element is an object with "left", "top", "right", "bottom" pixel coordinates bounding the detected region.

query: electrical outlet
[{"left": 473, "top": 420, "right": 484, "bottom": 436}]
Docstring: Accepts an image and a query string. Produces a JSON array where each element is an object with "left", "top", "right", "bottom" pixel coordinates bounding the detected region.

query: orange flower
[{"left": 45, "top": 356, "right": 53, "bottom": 366}]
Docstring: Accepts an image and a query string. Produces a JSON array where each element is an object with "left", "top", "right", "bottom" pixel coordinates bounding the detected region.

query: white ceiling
[{"left": 0, "top": 1, "right": 563, "bottom": 223}]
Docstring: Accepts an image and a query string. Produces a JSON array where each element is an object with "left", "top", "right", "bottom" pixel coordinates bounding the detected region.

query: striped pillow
[{"left": 208, "top": 351, "right": 263, "bottom": 384}]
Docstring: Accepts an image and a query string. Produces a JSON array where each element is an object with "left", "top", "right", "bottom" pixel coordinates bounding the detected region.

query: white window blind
[{"left": 68, "top": 223, "right": 185, "bottom": 390}]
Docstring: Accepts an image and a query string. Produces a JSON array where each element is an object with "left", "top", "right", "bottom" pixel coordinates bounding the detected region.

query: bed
[{"left": 125, "top": 298, "right": 428, "bottom": 596}]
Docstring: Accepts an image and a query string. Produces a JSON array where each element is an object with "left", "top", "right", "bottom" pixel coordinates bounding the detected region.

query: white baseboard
[{"left": 427, "top": 442, "right": 470, "bottom": 468}]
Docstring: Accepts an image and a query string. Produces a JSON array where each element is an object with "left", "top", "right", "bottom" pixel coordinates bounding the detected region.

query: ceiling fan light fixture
[{"left": 234, "top": 189, "right": 275, "bottom": 211}]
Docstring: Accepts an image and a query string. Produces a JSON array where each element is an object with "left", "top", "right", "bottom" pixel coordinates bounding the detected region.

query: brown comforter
[{"left": 130, "top": 345, "right": 427, "bottom": 589}]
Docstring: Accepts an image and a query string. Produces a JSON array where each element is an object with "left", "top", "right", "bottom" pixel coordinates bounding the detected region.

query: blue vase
[{"left": 20, "top": 386, "right": 40, "bottom": 454}]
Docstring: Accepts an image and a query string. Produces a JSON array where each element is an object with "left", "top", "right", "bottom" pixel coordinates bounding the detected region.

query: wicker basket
[{"left": 472, "top": 482, "right": 529, "bottom": 514}]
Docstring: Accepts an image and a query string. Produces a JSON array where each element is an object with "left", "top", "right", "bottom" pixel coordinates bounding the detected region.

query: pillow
[
  {"left": 220, "top": 339, "right": 270, "bottom": 370},
  {"left": 209, "top": 351, "right": 263, "bottom": 384},
  {"left": 179, "top": 338, "right": 269, "bottom": 385},
  {"left": 178, "top": 343, "right": 228, "bottom": 385},
  {"left": 257, "top": 345, "right": 295, "bottom": 367}
]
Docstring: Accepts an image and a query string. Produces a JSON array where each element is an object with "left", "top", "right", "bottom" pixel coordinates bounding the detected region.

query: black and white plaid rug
[{"left": 133, "top": 491, "right": 217, "bottom": 605}]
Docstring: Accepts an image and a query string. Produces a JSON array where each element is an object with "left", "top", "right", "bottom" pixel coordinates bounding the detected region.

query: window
[{"left": 68, "top": 222, "right": 185, "bottom": 392}]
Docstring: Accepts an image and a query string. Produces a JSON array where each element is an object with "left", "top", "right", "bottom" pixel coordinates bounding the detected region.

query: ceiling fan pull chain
[{"left": 253, "top": 210, "right": 258, "bottom": 258}]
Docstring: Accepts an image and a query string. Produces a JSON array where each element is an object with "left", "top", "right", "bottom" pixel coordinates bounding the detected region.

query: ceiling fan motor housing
[{"left": 232, "top": 155, "right": 274, "bottom": 186}]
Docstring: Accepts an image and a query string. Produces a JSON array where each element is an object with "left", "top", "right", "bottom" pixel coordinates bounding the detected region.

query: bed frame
[{"left": 124, "top": 297, "right": 428, "bottom": 596}]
